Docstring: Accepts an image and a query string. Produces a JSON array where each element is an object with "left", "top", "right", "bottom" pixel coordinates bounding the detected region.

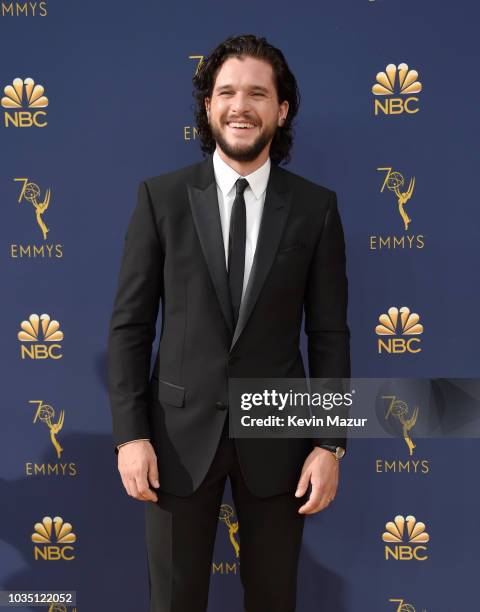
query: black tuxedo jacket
[{"left": 107, "top": 154, "right": 350, "bottom": 497}]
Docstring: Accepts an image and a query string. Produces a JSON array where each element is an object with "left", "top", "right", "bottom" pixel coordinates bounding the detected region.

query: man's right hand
[{"left": 117, "top": 440, "right": 159, "bottom": 502}]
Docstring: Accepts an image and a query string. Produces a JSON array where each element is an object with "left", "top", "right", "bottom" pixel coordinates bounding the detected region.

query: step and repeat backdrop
[{"left": 1, "top": 1, "right": 479, "bottom": 611}]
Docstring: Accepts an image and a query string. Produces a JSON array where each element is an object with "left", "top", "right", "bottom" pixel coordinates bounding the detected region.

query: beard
[{"left": 209, "top": 118, "right": 277, "bottom": 163}]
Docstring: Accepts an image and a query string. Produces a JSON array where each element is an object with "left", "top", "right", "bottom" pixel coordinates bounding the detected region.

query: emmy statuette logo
[
  {"left": 16, "top": 178, "right": 51, "bottom": 240},
  {"left": 372, "top": 63, "right": 422, "bottom": 116},
  {"left": 382, "top": 515, "right": 429, "bottom": 561},
  {"left": 10, "top": 178, "right": 63, "bottom": 259},
  {"left": 212, "top": 504, "right": 240, "bottom": 575},
  {"left": 370, "top": 168, "right": 424, "bottom": 251},
  {"left": 389, "top": 598, "right": 427, "bottom": 612},
  {"left": 1, "top": 77, "right": 48, "bottom": 127},
  {"left": 32, "top": 400, "right": 64, "bottom": 458},
  {"left": 375, "top": 395, "right": 430, "bottom": 475},
  {"left": 184, "top": 55, "right": 205, "bottom": 142},
  {"left": 384, "top": 396, "right": 418, "bottom": 457},
  {"left": 378, "top": 167, "right": 416, "bottom": 232},
  {"left": 25, "top": 400, "right": 78, "bottom": 478},
  {"left": 25, "top": 400, "right": 77, "bottom": 477}
]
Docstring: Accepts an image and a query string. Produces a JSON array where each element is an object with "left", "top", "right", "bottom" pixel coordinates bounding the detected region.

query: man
[{"left": 107, "top": 34, "right": 350, "bottom": 612}]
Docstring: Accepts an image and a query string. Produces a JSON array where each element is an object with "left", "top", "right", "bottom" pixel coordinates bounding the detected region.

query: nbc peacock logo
[
  {"left": 18, "top": 313, "right": 64, "bottom": 360},
  {"left": 372, "top": 63, "right": 422, "bottom": 116},
  {"left": 376, "top": 307, "right": 423, "bottom": 354},
  {"left": 1, "top": 77, "right": 48, "bottom": 128},
  {"left": 382, "top": 514, "right": 429, "bottom": 561},
  {"left": 32, "top": 516, "right": 76, "bottom": 561}
]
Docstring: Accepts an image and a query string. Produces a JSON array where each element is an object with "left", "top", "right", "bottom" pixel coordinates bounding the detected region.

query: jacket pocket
[
  {"left": 158, "top": 378, "right": 185, "bottom": 407},
  {"left": 277, "top": 241, "right": 306, "bottom": 254}
]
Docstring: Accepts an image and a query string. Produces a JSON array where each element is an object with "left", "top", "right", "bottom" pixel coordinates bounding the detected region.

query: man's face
[{"left": 205, "top": 56, "right": 289, "bottom": 162}]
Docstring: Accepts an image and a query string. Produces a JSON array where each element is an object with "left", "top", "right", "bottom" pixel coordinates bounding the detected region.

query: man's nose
[{"left": 229, "top": 92, "right": 252, "bottom": 114}]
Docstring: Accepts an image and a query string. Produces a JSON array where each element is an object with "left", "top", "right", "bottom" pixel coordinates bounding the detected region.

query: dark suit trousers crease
[{"left": 145, "top": 419, "right": 308, "bottom": 612}]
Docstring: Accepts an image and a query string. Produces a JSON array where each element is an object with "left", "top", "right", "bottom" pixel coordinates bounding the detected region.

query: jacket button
[{"left": 215, "top": 402, "right": 228, "bottom": 411}]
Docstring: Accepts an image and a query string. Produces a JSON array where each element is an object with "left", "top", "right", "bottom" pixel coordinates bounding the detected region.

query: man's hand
[
  {"left": 295, "top": 447, "right": 339, "bottom": 515},
  {"left": 118, "top": 440, "right": 159, "bottom": 502}
]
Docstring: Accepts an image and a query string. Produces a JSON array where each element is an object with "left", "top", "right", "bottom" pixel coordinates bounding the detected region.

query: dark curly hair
[{"left": 192, "top": 34, "right": 301, "bottom": 166}]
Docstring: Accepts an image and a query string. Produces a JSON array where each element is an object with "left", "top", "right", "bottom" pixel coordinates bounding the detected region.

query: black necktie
[{"left": 228, "top": 177, "right": 249, "bottom": 328}]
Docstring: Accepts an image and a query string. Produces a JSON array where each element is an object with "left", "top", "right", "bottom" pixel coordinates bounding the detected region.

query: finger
[
  {"left": 299, "top": 497, "right": 328, "bottom": 515},
  {"left": 143, "top": 488, "right": 158, "bottom": 502},
  {"left": 120, "top": 473, "right": 132, "bottom": 497},
  {"left": 298, "top": 481, "right": 322, "bottom": 514},
  {"left": 137, "top": 489, "right": 157, "bottom": 502},
  {"left": 147, "top": 457, "right": 160, "bottom": 489},
  {"left": 128, "top": 476, "right": 140, "bottom": 499},
  {"left": 302, "top": 489, "right": 336, "bottom": 515},
  {"left": 135, "top": 474, "right": 157, "bottom": 502},
  {"left": 298, "top": 498, "right": 317, "bottom": 514},
  {"left": 295, "top": 470, "right": 311, "bottom": 497}
]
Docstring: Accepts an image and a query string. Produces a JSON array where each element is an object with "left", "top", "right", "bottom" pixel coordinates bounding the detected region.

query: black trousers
[{"left": 145, "top": 419, "right": 308, "bottom": 612}]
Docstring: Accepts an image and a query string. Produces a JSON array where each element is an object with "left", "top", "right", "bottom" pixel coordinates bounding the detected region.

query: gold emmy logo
[
  {"left": 376, "top": 307, "right": 423, "bottom": 354},
  {"left": 18, "top": 313, "right": 64, "bottom": 360},
  {"left": 384, "top": 396, "right": 418, "bottom": 456},
  {"left": 32, "top": 516, "right": 76, "bottom": 561},
  {"left": 189, "top": 54, "right": 205, "bottom": 77},
  {"left": 25, "top": 399, "right": 76, "bottom": 477},
  {"left": 212, "top": 504, "right": 239, "bottom": 575},
  {"left": 1, "top": 2, "right": 48, "bottom": 17},
  {"left": 48, "top": 606, "right": 77, "bottom": 612},
  {"left": 31, "top": 400, "right": 64, "bottom": 458},
  {"left": 374, "top": 395, "right": 429, "bottom": 476},
  {"left": 369, "top": 167, "right": 424, "bottom": 251},
  {"left": 389, "top": 599, "right": 427, "bottom": 612},
  {"left": 378, "top": 167, "right": 415, "bottom": 231},
  {"left": 219, "top": 504, "right": 239, "bottom": 558},
  {"left": 184, "top": 55, "right": 204, "bottom": 142},
  {"left": 382, "top": 515, "right": 429, "bottom": 561},
  {"left": 1, "top": 77, "right": 48, "bottom": 127},
  {"left": 15, "top": 178, "right": 51, "bottom": 240},
  {"left": 372, "top": 63, "right": 422, "bottom": 116},
  {"left": 389, "top": 600, "right": 415, "bottom": 612},
  {"left": 10, "top": 176, "right": 63, "bottom": 259}
]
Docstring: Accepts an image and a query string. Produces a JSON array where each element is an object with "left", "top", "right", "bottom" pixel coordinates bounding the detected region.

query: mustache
[{"left": 225, "top": 118, "right": 258, "bottom": 124}]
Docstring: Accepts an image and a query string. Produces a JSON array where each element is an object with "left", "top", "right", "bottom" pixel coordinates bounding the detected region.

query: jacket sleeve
[
  {"left": 304, "top": 190, "right": 351, "bottom": 451},
  {"left": 106, "top": 181, "right": 164, "bottom": 453}
]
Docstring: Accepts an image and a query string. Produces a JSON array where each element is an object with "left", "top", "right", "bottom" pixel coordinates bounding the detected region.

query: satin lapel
[
  {"left": 230, "top": 163, "right": 292, "bottom": 351},
  {"left": 187, "top": 156, "right": 234, "bottom": 335}
]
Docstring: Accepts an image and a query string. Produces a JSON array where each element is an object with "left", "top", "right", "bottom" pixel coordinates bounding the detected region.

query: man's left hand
[{"left": 295, "top": 447, "right": 339, "bottom": 515}]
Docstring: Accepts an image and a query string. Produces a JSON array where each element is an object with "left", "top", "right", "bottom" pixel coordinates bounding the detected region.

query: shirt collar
[{"left": 213, "top": 147, "right": 271, "bottom": 201}]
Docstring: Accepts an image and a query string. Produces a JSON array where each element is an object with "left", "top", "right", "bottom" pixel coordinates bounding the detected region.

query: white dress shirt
[
  {"left": 213, "top": 147, "right": 271, "bottom": 299},
  {"left": 117, "top": 150, "right": 271, "bottom": 450}
]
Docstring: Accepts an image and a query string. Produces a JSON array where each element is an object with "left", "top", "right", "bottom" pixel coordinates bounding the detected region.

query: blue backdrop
[{"left": 1, "top": 1, "right": 479, "bottom": 611}]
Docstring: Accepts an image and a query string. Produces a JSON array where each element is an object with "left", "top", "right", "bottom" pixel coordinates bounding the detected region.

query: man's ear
[{"left": 279, "top": 100, "right": 289, "bottom": 125}]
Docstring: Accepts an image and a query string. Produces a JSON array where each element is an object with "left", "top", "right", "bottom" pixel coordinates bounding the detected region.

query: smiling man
[{"left": 107, "top": 34, "right": 350, "bottom": 612}]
